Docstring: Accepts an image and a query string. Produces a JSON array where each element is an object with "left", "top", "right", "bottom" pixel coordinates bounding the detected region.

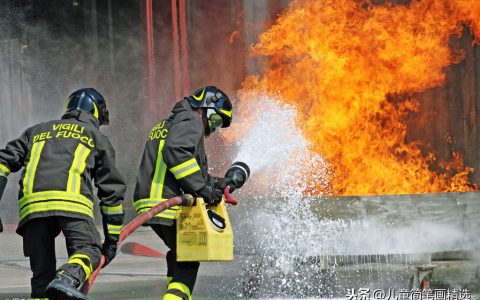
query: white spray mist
[
  {"left": 226, "top": 94, "right": 469, "bottom": 298},
  {"left": 231, "top": 93, "right": 331, "bottom": 198}
]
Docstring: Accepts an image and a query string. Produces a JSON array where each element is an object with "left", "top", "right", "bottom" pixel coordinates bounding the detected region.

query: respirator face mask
[{"left": 206, "top": 108, "right": 223, "bottom": 134}]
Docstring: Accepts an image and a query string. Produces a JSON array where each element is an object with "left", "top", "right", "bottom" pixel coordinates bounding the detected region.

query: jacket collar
[
  {"left": 171, "top": 98, "right": 194, "bottom": 114},
  {"left": 61, "top": 110, "right": 100, "bottom": 128}
]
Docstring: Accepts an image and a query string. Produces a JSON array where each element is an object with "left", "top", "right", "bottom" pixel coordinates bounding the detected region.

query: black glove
[
  {"left": 213, "top": 176, "right": 237, "bottom": 193},
  {"left": 197, "top": 185, "right": 223, "bottom": 205},
  {"left": 213, "top": 177, "right": 227, "bottom": 190},
  {"left": 223, "top": 175, "right": 236, "bottom": 193},
  {"left": 101, "top": 240, "right": 117, "bottom": 267}
]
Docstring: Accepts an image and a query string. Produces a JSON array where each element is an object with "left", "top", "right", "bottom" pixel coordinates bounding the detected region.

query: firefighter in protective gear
[
  {"left": 133, "top": 86, "right": 233, "bottom": 300},
  {"left": 0, "top": 88, "right": 126, "bottom": 300}
]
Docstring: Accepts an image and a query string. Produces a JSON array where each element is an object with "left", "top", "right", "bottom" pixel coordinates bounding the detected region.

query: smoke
[{"left": 0, "top": 2, "right": 146, "bottom": 223}]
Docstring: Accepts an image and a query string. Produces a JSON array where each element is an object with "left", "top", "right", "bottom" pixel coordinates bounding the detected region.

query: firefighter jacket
[
  {"left": 133, "top": 99, "right": 214, "bottom": 225},
  {"left": 0, "top": 110, "right": 126, "bottom": 240}
]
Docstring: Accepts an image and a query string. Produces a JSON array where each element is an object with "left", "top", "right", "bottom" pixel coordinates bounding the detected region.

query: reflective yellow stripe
[
  {"left": 68, "top": 254, "right": 93, "bottom": 279},
  {"left": 167, "top": 276, "right": 173, "bottom": 284},
  {"left": 220, "top": 108, "right": 232, "bottom": 117},
  {"left": 19, "top": 201, "right": 94, "bottom": 220},
  {"left": 135, "top": 207, "right": 178, "bottom": 219},
  {"left": 174, "top": 164, "right": 200, "bottom": 180},
  {"left": 19, "top": 191, "right": 94, "bottom": 220},
  {"left": 162, "top": 294, "right": 183, "bottom": 300},
  {"left": 169, "top": 158, "right": 197, "bottom": 173},
  {"left": 135, "top": 205, "right": 179, "bottom": 213},
  {"left": 136, "top": 207, "right": 178, "bottom": 219},
  {"left": 133, "top": 198, "right": 165, "bottom": 208},
  {"left": 67, "top": 143, "right": 91, "bottom": 194},
  {"left": 150, "top": 140, "right": 167, "bottom": 198},
  {"left": 156, "top": 210, "right": 177, "bottom": 219},
  {"left": 133, "top": 199, "right": 180, "bottom": 210},
  {"left": 23, "top": 141, "right": 45, "bottom": 195},
  {"left": 0, "top": 164, "right": 10, "bottom": 176},
  {"left": 101, "top": 204, "right": 123, "bottom": 215},
  {"left": 192, "top": 88, "right": 205, "bottom": 101},
  {"left": 137, "top": 207, "right": 177, "bottom": 219},
  {"left": 166, "top": 282, "right": 191, "bottom": 299},
  {"left": 170, "top": 158, "right": 200, "bottom": 180},
  {"left": 19, "top": 190, "right": 93, "bottom": 209},
  {"left": 134, "top": 198, "right": 180, "bottom": 219},
  {"left": 68, "top": 258, "right": 91, "bottom": 278},
  {"left": 135, "top": 204, "right": 179, "bottom": 211},
  {"left": 162, "top": 294, "right": 184, "bottom": 300},
  {"left": 92, "top": 103, "right": 99, "bottom": 119},
  {"left": 107, "top": 224, "right": 122, "bottom": 235}
]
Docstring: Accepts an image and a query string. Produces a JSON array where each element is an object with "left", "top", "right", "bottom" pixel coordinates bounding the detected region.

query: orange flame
[{"left": 241, "top": 0, "right": 479, "bottom": 196}]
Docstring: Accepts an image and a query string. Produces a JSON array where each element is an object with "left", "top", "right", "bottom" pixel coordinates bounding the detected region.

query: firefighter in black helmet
[
  {"left": 0, "top": 88, "right": 126, "bottom": 300},
  {"left": 133, "top": 86, "right": 234, "bottom": 300}
]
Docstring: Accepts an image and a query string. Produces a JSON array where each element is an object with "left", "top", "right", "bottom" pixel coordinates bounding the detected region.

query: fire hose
[{"left": 81, "top": 187, "right": 238, "bottom": 295}]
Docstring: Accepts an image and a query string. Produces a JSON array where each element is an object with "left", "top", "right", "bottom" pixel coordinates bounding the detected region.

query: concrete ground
[
  {"left": 3, "top": 190, "right": 480, "bottom": 299},
  {"left": 0, "top": 225, "right": 245, "bottom": 300},
  {"left": 2, "top": 225, "right": 479, "bottom": 300}
]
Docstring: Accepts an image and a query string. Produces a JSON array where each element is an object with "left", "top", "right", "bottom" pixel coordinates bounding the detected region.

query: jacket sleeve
[
  {"left": 0, "top": 129, "right": 30, "bottom": 177},
  {"left": 94, "top": 135, "right": 126, "bottom": 243},
  {"left": 163, "top": 113, "right": 206, "bottom": 194}
]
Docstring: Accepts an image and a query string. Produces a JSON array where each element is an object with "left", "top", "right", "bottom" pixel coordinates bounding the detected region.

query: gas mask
[{"left": 204, "top": 108, "right": 223, "bottom": 136}]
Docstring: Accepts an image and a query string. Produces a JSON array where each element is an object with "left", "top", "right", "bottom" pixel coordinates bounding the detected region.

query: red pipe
[
  {"left": 145, "top": 0, "right": 157, "bottom": 118},
  {"left": 171, "top": 0, "right": 181, "bottom": 99},
  {"left": 179, "top": 0, "right": 190, "bottom": 94},
  {"left": 81, "top": 196, "right": 185, "bottom": 295},
  {"left": 82, "top": 188, "right": 237, "bottom": 295}
]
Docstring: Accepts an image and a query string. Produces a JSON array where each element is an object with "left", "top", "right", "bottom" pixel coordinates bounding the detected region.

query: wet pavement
[
  {"left": 0, "top": 226, "right": 245, "bottom": 300},
  {"left": 2, "top": 191, "right": 480, "bottom": 299}
]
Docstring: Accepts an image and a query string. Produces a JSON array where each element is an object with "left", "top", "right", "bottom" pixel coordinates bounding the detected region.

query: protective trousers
[
  {"left": 151, "top": 223, "right": 199, "bottom": 300},
  {"left": 21, "top": 216, "right": 102, "bottom": 298}
]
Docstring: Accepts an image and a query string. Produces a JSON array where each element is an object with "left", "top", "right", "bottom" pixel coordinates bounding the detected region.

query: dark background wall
[
  {"left": 0, "top": 0, "right": 478, "bottom": 223},
  {"left": 0, "top": 0, "right": 289, "bottom": 222},
  {"left": 408, "top": 27, "right": 480, "bottom": 184}
]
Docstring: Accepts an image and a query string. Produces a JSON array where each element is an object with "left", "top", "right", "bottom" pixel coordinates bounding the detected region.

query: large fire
[{"left": 240, "top": 0, "right": 480, "bottom": 196}]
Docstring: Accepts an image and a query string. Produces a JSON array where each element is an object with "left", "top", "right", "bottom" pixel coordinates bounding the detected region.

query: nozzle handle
[{"left": 223, "top": 186, "right": 237, "bottom": 205}]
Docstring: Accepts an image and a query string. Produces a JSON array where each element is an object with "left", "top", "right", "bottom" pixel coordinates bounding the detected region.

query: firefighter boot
[{"left": 45, "top": 270, "right": 87, "bottom": 300}]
